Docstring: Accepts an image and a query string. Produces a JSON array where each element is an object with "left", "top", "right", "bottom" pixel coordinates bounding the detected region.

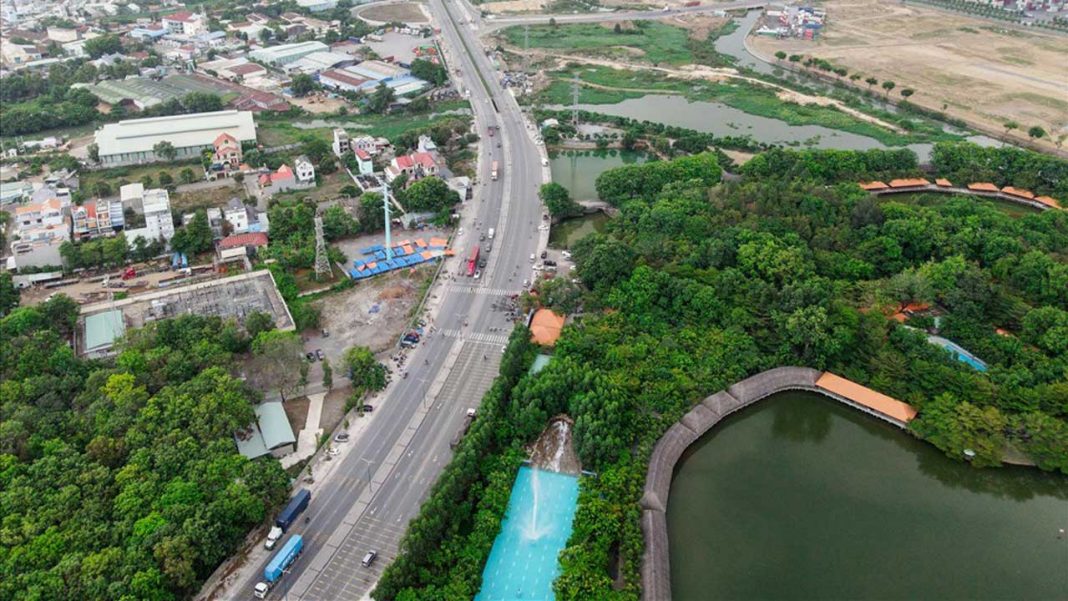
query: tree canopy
[
  {"left": 0, "top": 309, "right": 290, "bottom": 600},
  {"left": 375, "top": 146, "right": 1068, "bottom": 601}
]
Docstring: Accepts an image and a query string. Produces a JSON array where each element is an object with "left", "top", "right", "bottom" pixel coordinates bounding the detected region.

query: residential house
[
  {"left": 122, "top": 185, "right": 176, "bottom": 246},
  {"left": 15, "top": 197, "right": 67, "bottom": 235},
  {"left": 212, "top": 132, "right": 243, "bottom": 169},
  {"left": 162, "top": 11, "right": 206, "bottom": 36},
  {"left": 258, "top": 163, "right": 314, "bottom": 197},
  {"left": 354, "top": 149, "right": 374, "bottom": 176},
  {"left": 384, "top": 151, "right": 437, "bottom": 184},
  {"left": 294, "top": 155, "right": 316, "bottom": 184},
  {"left": 223, "top": 198, "right": 251, "bottom": 234},
  {"left": 332, "top": 128, "right": 351, "bottom": 158},
  {"left": 218, "top": 231, "right": 268, "bottom": 263},
  {"left": 129, "top": 24, "right": 167, "bottom": 41},
  {"left": 351, "top": 135, "right": 386, "bottom": 156},
  {"left": 72, "top": 198, "right": 125, "bottom": 240}
]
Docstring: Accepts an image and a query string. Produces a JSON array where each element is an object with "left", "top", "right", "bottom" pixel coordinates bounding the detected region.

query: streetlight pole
[{"left": 359, "top": 457, "right": 374, "bottom": 493}]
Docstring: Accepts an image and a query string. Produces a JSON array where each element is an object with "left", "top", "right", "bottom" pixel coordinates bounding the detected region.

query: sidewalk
[{"left": 281, "top": 392, "right": 325, "bottom": 469}]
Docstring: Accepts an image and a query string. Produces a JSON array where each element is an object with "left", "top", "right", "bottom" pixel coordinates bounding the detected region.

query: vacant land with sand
[
  {"left": 356, "top": 1, "right": 427, "bottom": 23},
  {"left": 751, "top": 0, "right": 1068, "bottom": 151}
]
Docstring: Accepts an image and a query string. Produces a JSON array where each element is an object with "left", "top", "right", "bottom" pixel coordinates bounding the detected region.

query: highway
[{"left": 222, "top": 0, "right": 548, "bottom": 598}]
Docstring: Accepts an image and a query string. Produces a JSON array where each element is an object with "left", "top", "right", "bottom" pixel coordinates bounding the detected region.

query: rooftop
[
  {"left": 95, "top": 111, "right": 256, "bottom": 156},
  {"left": 815, "top": 372, "right": 917, "bottom": 424},
  {"left": 83, "top": 309, "right": 126, "bottom": 353},
  {"left": 530, "top": 309, "right": 566, "bottom": 346}
]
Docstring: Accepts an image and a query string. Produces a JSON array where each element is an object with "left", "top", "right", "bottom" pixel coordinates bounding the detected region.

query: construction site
[{"left": 77, "top": 270, "right": 293, "bottom": 355}]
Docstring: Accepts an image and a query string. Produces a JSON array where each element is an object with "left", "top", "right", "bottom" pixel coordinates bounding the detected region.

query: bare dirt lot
[
  {"left": 310, "top": 266, "right": 434, "bottom": 357},
  {"left": 751, "top": 0, "right": 1068, "bottom": 151},
  {"left": 356, "top": 1, "right": 428, "bottom": 24},
  {"left": 291, "top": 94, "right": 349, "bottom": 114}
]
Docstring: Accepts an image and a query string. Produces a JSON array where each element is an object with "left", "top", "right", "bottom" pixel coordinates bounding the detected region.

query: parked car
[
  {"left": 321, "top": 329, "right": 329, "bottom": 337},
  {"left": 544, "top": 260, "right": 557, "bottom": 267},
  {"left": 362, "top": 404, "right": 374, "bottom": 412},
  {"left": 305, "top": 352, "right": 316, "bottom": 361},
  {"left": 334, "top": 432, "right": 350, "bottom": 442},
  {"left": 540, "top": 250, "right": 547, "bottom": 259},
  {"left": 316, "top": 349, "right": 325, "bottom": 361},
  {"left": 362, "top": 550, "right": 378, "bottom": 567}
]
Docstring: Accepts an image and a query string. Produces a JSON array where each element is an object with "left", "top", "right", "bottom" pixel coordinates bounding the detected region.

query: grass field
[
  {"left": 501, "top": 22, "right": 695, "bottom": 65},
  {"left": 258, "top": 103, "right": 472, "bottom": 147}
]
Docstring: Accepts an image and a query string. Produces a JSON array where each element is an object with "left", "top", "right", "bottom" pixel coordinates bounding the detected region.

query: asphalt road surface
[{"left": 226, "top": 0, "right": 548, "bottom": 598}]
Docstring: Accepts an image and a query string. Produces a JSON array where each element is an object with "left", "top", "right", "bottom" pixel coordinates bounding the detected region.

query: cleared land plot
[
  {"left": 356, "top": 1, "right": 428, "bottom": 23},
  {"left": 751, "top": 0, "right": 1068, "bottom": 151},
  {"left": 500, "top": 22, "right": 695, "bottom": 65},
  {"left": 311, "top": 266, "right": 433, "bottom": 355}
]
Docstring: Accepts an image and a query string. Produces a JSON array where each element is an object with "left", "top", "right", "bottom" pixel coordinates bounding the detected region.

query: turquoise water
[
  {"left": 476, "top": 467, "right": 580, "bottom": 601},
  {"left": 928, "top": 335, "right": 989, "bottom": 372}
]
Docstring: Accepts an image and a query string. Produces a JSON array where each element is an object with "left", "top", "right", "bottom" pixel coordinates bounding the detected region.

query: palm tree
[
  {"left": 1003, "top": 120, "right": 1019, "bottom": 134},
  {"left": 881, "top": 80, "right": 896, "bottom": 96},
  {"left": 865, "top": 76, "right": 878, "bottom": 89}
]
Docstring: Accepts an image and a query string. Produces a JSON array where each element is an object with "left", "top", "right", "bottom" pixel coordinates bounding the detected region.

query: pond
[
  {"left": 549, "top": 212, "right": 611, "bottom": 249},
  {"left": 667, "top": 391, "right": 1068, "bottom": 600},
  {"left": 476, "top": 466, "right": 580, "bottom": 601},
  {"left": 549, "top": 149, "right": 648, "bottom": 201}
]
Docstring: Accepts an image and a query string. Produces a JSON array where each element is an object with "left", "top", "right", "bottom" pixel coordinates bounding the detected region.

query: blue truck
[
  {"left": 266, "top": 489, "right": 311, "bottom": 551},
  {"left": 276, "top": 489, "right": 311, "bottom": 530},
  {"left": 254, "top": 535, "right": 304, "bottom": 598}
]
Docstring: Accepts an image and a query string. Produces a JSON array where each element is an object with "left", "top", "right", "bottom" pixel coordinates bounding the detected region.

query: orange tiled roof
[
  {"left": 935, "top": 178, "right": 952, "bottom": 187},
  {"left": 902, "top": 302, "right": 931, "bottom": 313},
  {"left": 888, "top": 178, "right": 930, "bottom": 188},
  {"left": 968, "top": 182, "right": 999, "bottom": 193},
  {"left": 1001, "top": 186, "right": 1034, "bottom": 199},
  {"left": 859, "top": 181, "right": 888, "bottom": 191},
  {"left": 890, "top": 313, "right": 908, "bottom": 323},
  {"left": 1034, "top": 196, "right": 1061, "bottom": 209},
  {"left": 816, "top": 372, "right": 918, "bottom": 423},
  {"left": 530, "top": 308, "right": 566, "bottom": 346}
]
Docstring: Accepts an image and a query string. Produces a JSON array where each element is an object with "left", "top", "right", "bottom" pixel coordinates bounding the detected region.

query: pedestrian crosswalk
[
  {"left": 445, "top": 284, "right": 519, "bottom": 297},
  {"left": 439, "top": 329, "right": 511, "bottom": 345}
]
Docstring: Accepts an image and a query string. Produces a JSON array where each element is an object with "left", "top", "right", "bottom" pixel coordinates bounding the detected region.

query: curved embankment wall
[{"left": 640, "top": 366, "right": 909, "bottom": 601}]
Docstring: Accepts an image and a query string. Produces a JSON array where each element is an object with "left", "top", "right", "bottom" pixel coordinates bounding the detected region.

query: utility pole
[
  {"left": 524, "top": 23, "right": 530, "bottom": 73},
  {"left": 313, "top": 215, "right": 331, "bottom": 280},
  {"left": 571, "top": 73, "right": 580, "bottom": 126},
  {"left": 381, "top": 183, "right": 393, "bottom": 260}
]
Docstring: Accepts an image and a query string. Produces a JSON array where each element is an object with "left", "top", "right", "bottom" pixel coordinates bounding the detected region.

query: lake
[
  {"left": 549, "top": 149, "right": 648, "bottom": 200},
  {"left": 667, "top": 391, "right": 1068, "bottom": 600}
]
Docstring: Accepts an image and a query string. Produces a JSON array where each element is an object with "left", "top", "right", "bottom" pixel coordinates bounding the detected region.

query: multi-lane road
[{"left": 221, "top": 0, "right": 547, "bottom": 599}]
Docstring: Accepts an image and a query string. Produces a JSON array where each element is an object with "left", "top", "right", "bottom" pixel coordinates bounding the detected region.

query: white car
[
  {"left": 561, "top": 251, "right": 572, "bottom": 259},
  {"left": 474, "top": 270, "right": 482, "bottom": 279},
  {"left": 328, "top": 447, "right": 340, "bottom": 457}
]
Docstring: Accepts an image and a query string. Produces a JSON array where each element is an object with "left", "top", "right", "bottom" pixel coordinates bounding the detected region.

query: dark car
[
  {"left": 540, "top": 250, "right": 547, "bottom": 259},
  {"left": 544, "top": 260, "right": 557, "bottom": 267},
  {"left": 306, "top": 352, "right": 316, "bottom": 361},
  {"left": 362, "top": 404, "right": 374, "bottom": 412}
]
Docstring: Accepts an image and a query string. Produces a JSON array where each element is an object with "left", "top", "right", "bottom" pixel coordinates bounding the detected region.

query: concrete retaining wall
[{"left": 640, "top": 366, "right": 851, "bottom": 601}]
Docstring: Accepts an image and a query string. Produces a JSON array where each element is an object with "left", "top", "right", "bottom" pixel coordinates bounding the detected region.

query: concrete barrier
[{"left": 640, "top": 366, "right": 842, "bottom": 601}]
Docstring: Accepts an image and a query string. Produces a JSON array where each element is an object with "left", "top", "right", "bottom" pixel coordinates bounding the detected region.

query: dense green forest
[
  {"left": 0, "top": 306, "right": 290, "bottom": 600},
  {"left": 375, "top": 143, "right": 1068, "bottom": 601}
]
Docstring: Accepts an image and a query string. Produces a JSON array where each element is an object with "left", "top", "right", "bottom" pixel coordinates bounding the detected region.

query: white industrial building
[
  {"left": 249, "top": 41, "right": 329, "bottom": 66},
  {"left": 93, "top": 111, "right": 257, "bottom": 166}
]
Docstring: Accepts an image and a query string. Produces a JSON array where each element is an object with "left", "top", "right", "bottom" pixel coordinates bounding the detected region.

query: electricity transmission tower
[
  {"left": 313, "top": 215, "right": 332, "bottom": 280},
  {"left": 380, "top": 183, "right": 394, "bottom": 260}
]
